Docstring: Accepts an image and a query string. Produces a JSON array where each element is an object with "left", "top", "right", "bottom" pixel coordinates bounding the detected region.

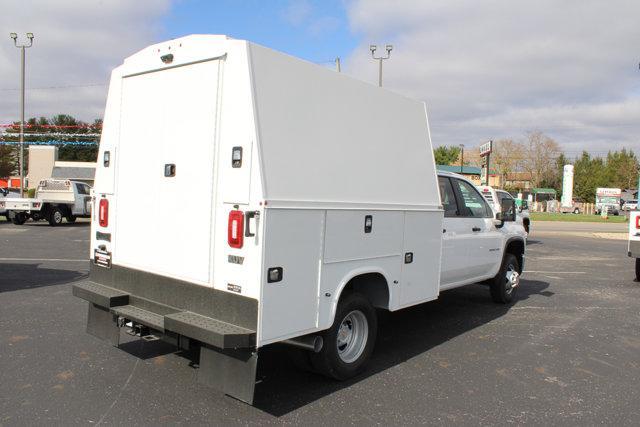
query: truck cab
[{"left": 439, "top": 172, "right": 526, "bottom": 301}]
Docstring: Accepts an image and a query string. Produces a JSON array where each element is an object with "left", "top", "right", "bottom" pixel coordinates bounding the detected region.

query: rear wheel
[
  {"left": 490, "top": 253, "right": 520, "bottom": 304},
  {"left": 310, "top": 292, "right": 377, "bottom": 380},
  {"left": 11, "top": 212, "right": 27, "bottom": 225},
  {"left": 48, "top": 207, "right": 64, "bottom": 226},
  {"left": 636, "top": 258, "right": 640, "bottom": 282}
]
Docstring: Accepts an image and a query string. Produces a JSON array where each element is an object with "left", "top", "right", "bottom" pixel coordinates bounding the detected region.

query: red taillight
[
  {"left": 99, "top": 198, "right": 109, "bottom": 227},
  {"left": 228, "top": 210, "right": 244, "bottom": 248},
  {"left": 636, "top": 215, "right": 640, "bottom": 229}
]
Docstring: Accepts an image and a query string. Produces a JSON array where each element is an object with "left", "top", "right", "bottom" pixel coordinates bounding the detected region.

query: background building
[{"left": 27, "top": 146, "right": 95, "bottom": 188}]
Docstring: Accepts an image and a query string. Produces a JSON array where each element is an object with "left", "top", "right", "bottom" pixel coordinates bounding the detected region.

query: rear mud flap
[
  {"left": 198, "top": 345, "right": 258, "bottom": 404},
  {"left": 86, "top": 303, "right": 120, "bottom": 346}
]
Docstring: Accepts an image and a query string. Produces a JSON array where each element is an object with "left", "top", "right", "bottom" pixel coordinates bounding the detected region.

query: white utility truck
[
  {"left": 72, "top": 35, "right": 526, "bottom": 404},
  {"left": 477, "top": 185, "right": 530, "bottom": 234},
  {"left": 2, "top": 178, "right": 92, "bottom": 226},
  {"left": 628, "top": 210, "right": 640, "bottom": 281}
]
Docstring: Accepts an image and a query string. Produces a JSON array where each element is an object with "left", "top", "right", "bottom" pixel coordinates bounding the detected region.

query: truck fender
[{"left": 325, "top": 266, "right": 392, "bottom": 330}]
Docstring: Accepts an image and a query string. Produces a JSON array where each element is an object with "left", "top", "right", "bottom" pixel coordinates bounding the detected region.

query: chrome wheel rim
[
  {"left": 336, "top": 310, "right": 368, "bottom": 364},
  {"left": 53, "top": 211, "right": 62, "bottom": 223},
  {"left": 505, "top": 264, "right": 520, "bottom": 295}
]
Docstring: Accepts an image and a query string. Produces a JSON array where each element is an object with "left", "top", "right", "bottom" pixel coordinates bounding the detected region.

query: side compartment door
[
  {"left": 399, "top": 210, "right": 442, "bottom": 307},
  {"left": 451, "top": 178, "right": 503, "bottom": 279},
  {"left": 438, "top": 176, "right": 469, "bottom": 286}
]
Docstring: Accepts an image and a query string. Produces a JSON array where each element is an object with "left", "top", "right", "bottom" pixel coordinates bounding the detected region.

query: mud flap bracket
[{"left": 198, "top": 345, "right": 258, "bottom": 404}]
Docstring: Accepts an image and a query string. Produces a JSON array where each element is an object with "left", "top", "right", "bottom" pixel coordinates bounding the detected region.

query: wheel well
[
  {"left": 505, "top": 239, "right": 525, "bottom": 273},
  {"left": 341, "top": 273, "right": 390, "bottom": 310}
]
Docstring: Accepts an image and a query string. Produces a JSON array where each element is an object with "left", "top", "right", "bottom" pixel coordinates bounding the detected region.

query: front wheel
[
  {"left": 66, "top": 215, "right": 77, "bottom": 223},
  {"left": 48, "top": 207, "right": 64, "bottom": 226},
  {"left": 573, "top": 208, "right": 580, "bottom": 214},
  {"left": 490, "top": 253, "right": 520, "bottom": 303},
  {"left": 635, "top": 258, "right": 640, "bottom": 282},
  {"left": 310, "top": 293, "right": 377, "bottom": 380}
]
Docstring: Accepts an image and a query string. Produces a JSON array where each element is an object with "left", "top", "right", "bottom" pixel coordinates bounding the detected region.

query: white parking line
[
  {"left": 524, "top": 270, "right": 586, "bottom": 274},
  {"left": 0, "top": 258, "right": 87, "bottom": 262}
]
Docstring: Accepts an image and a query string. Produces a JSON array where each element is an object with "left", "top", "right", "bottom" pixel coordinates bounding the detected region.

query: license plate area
[{"left": 94, "top": 249, "right": 112, "bottom": 268}]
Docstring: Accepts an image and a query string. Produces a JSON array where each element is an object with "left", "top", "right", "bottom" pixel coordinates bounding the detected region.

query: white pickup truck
[
  {"left": 72, "top": 35, "right": 527, "bottom": 404},
  {"left": 2, "top": 179, "right": 92, "bottom": 226},
  {"left": 478, "top": 185, "right": 530, "bottom": 234}
]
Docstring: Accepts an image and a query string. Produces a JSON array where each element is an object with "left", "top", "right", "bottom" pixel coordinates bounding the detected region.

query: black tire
[
  {"left": 11, "top": 212, "right": 27, "bottom": 225},
  {"left": 490, "top": 253, "right": 520, "bottom": 304},
  {"left": 573, "top": 208, "right": 580, "bottom": 214},
  {"left": 636, "top": 258, "right": 640, "bottom": 282},
  {"left": 310, "top": 292, "right": 377, "bottom": 380},
  {"left": 48, "top": 207, "right": 64, "bottom": 226},
  {"left": 66, "top": 215, "right": 77, "bottom": 223},
  {"left": 523, "top": 218, "right": 530, "bottom": 234}
]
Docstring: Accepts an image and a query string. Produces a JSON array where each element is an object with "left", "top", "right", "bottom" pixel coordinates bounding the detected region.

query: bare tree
[
  {"left": 521, "top": 131, "right": 560, "bottom": 188},
  {"left": 491, "top": 138, "right": 525, "bottom": 187}
]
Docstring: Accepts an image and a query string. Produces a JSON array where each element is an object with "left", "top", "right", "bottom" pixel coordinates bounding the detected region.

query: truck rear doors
[{"left": 113, "top": 59, "right": 222, "bottom": 285}]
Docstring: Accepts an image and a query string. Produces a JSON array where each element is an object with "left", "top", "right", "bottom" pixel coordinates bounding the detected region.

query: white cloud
[
  {"left": 0, "top": 0, "right": 171, "bottom": 123},
  {"left": 282, "top": 0, "right": 313, "bottom": 27},
  {"left": 344, "top": 0, "right": 640, "bottom": 156}
]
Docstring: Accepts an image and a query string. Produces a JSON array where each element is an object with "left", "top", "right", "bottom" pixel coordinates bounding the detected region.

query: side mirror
[{"left": 500, "top": 199, "right": 517, "bottom": 222}]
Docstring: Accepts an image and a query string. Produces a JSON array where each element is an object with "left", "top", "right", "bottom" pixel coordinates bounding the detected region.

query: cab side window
[
  {"left": 75, "top": 183, "right": 89, "bottom": 195},
  {"left": 438, "top": 176, "right": 459, "bottom": 217},
  {"left": 453, "top": 179, "right": 492, "bottom": 218}
]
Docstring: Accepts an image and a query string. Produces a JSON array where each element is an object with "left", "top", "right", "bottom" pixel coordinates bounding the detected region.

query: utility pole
[
  {"left": 9, "top": 32, "right": 34, "bottom": 197},
  {"left": 370, "top": 44, "right": 393, "bottom": 87},
  {"left": 459, "top": 144, "right": 465, "bottom": 174},
  {"left": 335, "top": 57, "right": 341, "bottom": 73}
]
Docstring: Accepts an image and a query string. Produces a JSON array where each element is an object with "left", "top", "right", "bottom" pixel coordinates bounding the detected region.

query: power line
[{"left": 0, "top": 83, "right": 106, "bottom": 91}]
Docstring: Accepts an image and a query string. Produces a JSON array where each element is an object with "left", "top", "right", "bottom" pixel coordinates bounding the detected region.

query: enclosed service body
[{"left": 73, "top": 35, "right": 443, "bottom": 402}]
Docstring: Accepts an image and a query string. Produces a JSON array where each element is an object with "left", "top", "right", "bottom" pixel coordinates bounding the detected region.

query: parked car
[
  {"left": 2, "top": 179, "right": 92, "bottom": 226},
  {"left": 623, "top": 199, "right": 638, "bottom": 211},
  {"left": 71, "top": 34, "right": 527, "bottom": 405}
]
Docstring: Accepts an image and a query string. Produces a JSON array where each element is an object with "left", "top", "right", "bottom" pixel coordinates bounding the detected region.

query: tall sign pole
[
  {"left": 479, "top": 140, "right": 493, "bottom": 185},
  {"left": 9, "top": 32, "right": 34, "bottom": 197}
]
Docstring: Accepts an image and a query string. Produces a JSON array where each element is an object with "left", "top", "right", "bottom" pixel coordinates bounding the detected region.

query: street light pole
[
  {"left": 459, "top": 144, "right": 465, "bottom": 174},
  {"left": 370, "top": 44, "right": 393, "bottom": 87},
  {"left": 9, "top": 32, "right": 34, "bottom": 197}
]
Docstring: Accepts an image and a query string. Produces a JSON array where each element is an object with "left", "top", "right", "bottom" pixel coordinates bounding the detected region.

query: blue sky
[{"left": 162, "top": 0, "right": 358, "bottom": 66}]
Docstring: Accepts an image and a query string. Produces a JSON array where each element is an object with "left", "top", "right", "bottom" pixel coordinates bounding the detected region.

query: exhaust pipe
[{"left": 283, "top": 335, "right": 323, "bottom": 353}]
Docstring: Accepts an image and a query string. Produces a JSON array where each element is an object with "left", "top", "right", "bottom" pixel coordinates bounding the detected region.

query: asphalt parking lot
[{"left": 1, "top": 219, "right": 638, "bottom": 425}]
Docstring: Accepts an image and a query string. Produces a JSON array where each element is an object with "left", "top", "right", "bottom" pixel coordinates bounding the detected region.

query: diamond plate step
[
  {"left": 164, "top": 311, "right": 255, "bottom": 349},
  {"left": 72, "top": 282, "right": 129, "bottom": 308}
]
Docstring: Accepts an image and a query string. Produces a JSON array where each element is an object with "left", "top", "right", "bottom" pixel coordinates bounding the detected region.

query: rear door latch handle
[
  {"left": 472, "top": 227, "right": 481, "bottom": 232},
  {"left": 245, "top": 211, "right": 260, "bottom": 237}
]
